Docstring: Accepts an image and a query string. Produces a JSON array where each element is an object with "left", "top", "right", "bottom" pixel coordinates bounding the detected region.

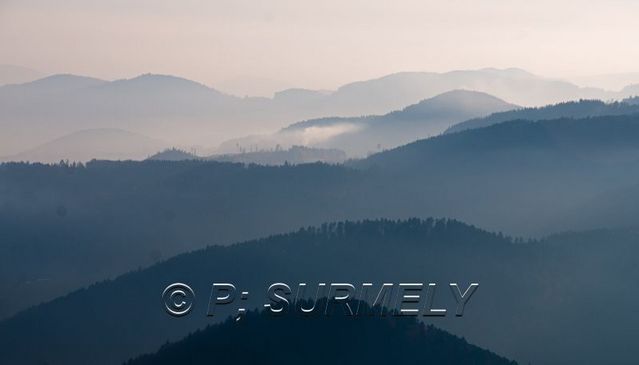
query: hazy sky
[{"left": 2, "top": 0, "right": 639, "bottom": 96}]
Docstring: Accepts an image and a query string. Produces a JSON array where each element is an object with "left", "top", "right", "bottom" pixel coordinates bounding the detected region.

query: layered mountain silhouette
[
  {"left": 219, "top": 90, "right": 517, "bottom": 156},
  {"left": 445, "top": 98, "right": 639, "bottom": 134},
  {"left": 0, "top": 68, "right": 632, "bottom": 159},
  {"left": 0, "top": 74, "right": 238, "bottom": 157},
  {"left": 1, "top": 219, "right": 637, "bottom": 365},
  {"left": 4, "top": 115, "right": 639, "bottom": 320},
  {"left": 321, "top": 68, "right": 614, "bottom": 111},
  {"left": 125, "top": 300, "right": 516, "bottom": 365},
  {"left": 4, "top": 46, "right": 638, "bottom": 365}
]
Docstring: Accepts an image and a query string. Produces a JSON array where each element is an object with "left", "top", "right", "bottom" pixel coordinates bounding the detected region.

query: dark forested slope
[
  {"left": 445, "top": 99, "right": 639, "bottom": 134},
  {"left": 125, "top": 301, "right": 517, "bottom": 365},
  {"left": 1, "top": 219, "right": 638, "bottom": 365}
]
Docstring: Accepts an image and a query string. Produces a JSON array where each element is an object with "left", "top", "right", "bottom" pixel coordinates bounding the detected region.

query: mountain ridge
[
  {"left": 1, "top": 68, "right": 631, "bottom": 158},
  {"left": 445, "top": 99, "right": 639, "bottom": 134},
  {"left": 221, "top": 89, "right": 517, "bottom": 156}
]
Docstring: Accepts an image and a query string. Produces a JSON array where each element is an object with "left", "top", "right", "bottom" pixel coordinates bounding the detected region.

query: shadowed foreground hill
[
  {"left": 126, "top": 301, "right": 516, "bottom": 365},
  {"left": 1, "top": 219, "right": 638, "bottom": 365}
]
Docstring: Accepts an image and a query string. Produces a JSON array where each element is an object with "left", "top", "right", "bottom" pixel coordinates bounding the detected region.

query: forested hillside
[
  {"left": 4, "top": 115, "right": 639, "bottom": 319},
  {"left": 1, "top": 219, "right": 637, "bottom": 365},
  {"left": 445, "top": 99, "right": 639, "bottom": 133},
  {"left": 125, "top": 300, "right": 517, "bottom": 365}
]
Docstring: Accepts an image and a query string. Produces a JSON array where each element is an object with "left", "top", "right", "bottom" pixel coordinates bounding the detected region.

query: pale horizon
[
  {"left": 5, "top": 65, "right": 639, "bottom": 97},
  {"left": 3, "top": 0, "right": 639, "bottom": 96}
]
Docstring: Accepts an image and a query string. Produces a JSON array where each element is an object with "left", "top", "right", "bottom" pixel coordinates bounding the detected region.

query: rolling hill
[
  {"left": 1, "top": 128, "right": 168, "bottom": 163},
  {"left": 219, "top": 90, "right": 517, "bottom": 156},
  {"left": 1, "top": 219, "right": 637, "bottom": 365},
  {"left": 445, "top": 99, "right": 639, "bottom": 134},
  {"left": 125, "top": 300, "right": 516, "bottom": 365},
  {"left": 325, "top": 68, "right": 612, "bottom": 111},
  {"left": 147, "top": 148, "right": 200, "bottom": 161},
  {"left": 361, "top": 114, "right": 639, "bottom": 171},
  {"left": 0, "top": 74, "right": 239, "bottom": 157}
]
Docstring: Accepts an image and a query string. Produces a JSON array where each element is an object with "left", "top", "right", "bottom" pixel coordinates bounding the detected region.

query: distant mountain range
[
  {"left": 324, "top": 68, "right": 612, "bottom": 110},
  {"left": 11, "top": 93, "right": 639, "bottom": 163},
  {"left": 0, "top": 74, "right": 241, "bottom": 157},
  {"left": 3, "top": 68, "right": 638, "bottom": 159},
  {"left": 219, "top": 90, "right": 517, "bottom": 156}
]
